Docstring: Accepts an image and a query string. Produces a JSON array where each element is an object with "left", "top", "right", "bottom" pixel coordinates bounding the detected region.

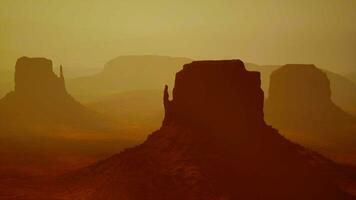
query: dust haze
[
  {"left": 0, "top": 0, "right": 355, "bottom": 73},
  {"left": 1, "top": 1, "right": 356, "bottom": 199}
]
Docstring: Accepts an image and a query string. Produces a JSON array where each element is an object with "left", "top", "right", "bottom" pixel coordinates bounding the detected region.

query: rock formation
[
  {"left": 265, "top": 64, "right": 356, "bottom": 153},
  {"left": 163, "top": 60, "right": 264, "bottom": 129},
  {"left": 67, "top": 55, "right": 193, "bottom": 101},
  {"left": 0, "top": 57, "right": 114, "bottom": 133},
  {"left": 246, "top": 63, "right": 356, "bottom": 114},
  {"left": 14, "top": 57, "right": 66, "bottom": 97},
  {"left": 46, "top": 60, "right": 354, "bottom": 200},
  {"left": 326, "top": 70, "right": 356, "bottom": 115}
]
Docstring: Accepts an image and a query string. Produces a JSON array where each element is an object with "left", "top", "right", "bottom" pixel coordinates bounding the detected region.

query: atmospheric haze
[
  {"left": 0, "top": 0, "right": 355, "bottom": 74},
  {"left": 1, "top": 1, "right": 356, "bottom": 199}
]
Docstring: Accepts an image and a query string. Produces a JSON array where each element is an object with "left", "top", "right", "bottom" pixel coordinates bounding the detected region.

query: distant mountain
[
  {"left": 35, "top": 60, "right": 353, "bottom": 200},
  {"left": 246, "top": 63, "right": 356, "bottom": 114},
  {"left": 0, "top": 57, "right": 119, "bottom": 136},
  {"left": 264, "top": 64, "right": 356, "bottom": 155},
  {"left": 67, "top": 55, "right": 193, "bottom": 102}
]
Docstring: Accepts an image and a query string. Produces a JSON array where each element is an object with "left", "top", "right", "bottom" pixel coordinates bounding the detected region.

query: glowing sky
[{"left": 0, "top": 0, "right": 355, "bottom": 73}]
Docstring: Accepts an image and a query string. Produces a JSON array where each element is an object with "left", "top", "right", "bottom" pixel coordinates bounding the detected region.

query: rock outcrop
[
  {"left": 266, "top": 65, "right": 335, "bottom": 114},
  {"left": 47, "top": 60, "right": 354, "bottom": 200},
  {"left": 14, "top": 57, "right": 66, "bottom": 97},
  {"left": 163, "top": 60, "right": 264, "bottom": 129},
  {"left": 265, "top": 64, "right": 356, "bottom": 153},
  {"left": 0, "top": 57, "right": 114, "bottom": 133}
]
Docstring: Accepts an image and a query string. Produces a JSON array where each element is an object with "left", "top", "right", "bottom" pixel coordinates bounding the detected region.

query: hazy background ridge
[{"left": 0, "top": 0, "right": 355, "bottom": 74}]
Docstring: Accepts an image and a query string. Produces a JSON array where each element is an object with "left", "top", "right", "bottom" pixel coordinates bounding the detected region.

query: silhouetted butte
[
  {"left": 265, "top": 64, "right": 356, "bottom": 153},
  {"left": 50, "top": 60, "right": 355, "bottom": 200},
  {"left": 0, "top": 56, "right": 114, "bottom": 133}
]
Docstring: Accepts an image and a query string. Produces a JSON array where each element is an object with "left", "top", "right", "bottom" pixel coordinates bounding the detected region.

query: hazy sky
[{"left": 0, "top": 0, "right": 355, "bottom": 73}]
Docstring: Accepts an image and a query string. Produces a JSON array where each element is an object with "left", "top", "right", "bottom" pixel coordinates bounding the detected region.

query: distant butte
[
  {"left": 0, "top": 56, "right": 114, "bottom": 133},
  {"left": 265, "top": 64, "right": 356, "bottom": 153},
  {"left": 14, "top": 57, "right": 67, "bottom": 97}
]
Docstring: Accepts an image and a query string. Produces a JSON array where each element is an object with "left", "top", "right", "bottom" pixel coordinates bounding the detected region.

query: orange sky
[{"left": 0, "top": 0, "right": 355, "bottom": 73}]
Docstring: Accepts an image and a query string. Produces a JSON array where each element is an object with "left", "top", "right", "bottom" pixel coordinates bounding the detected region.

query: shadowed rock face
[
  {"left": 268, "top": 64, "right": 332, "bottom": 107},
  {"left": 164, "top": 60, "right": 264, "bottom": 131},
  {"left": 47, "top": 60, "right": 354, "bottom": 200},
  {"left": 14, "top": 57, "right": 66, "bottom": 97},
  {"left": 264, "top": 64, "right": 356, "bottom": 152}
]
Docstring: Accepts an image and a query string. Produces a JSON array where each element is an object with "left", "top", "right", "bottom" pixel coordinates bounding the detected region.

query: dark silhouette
[
  {"left": 44, "top": 60, "right": 354, "bottom": 199},
  {"left": 163, "top": 84, "right": 171, "bottom": 124},
  {"left": 265, "top": 64, "right": 356, "bottom": 154}
]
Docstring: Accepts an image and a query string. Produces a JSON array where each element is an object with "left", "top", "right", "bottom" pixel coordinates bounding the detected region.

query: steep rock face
[
  {"left": 267, "top": 64, "right": 333, "bottom": 112},
  {"left": 246, "top": 64, "right": 356, "bottom": 114},
  {"left": 325, "top": 70, "right": 356, "bottom": 115},
  {"left": 264, "top": 64, "right": 356, "bottom": 152},
  {"left": 48, "top": 60, "right": 355, "bottom": 200},
  {"left": 0, "top": 57, "right": 113, "bottom": 133},
  {"left": 164, "top": 60, "right": 264, "bottom": 130},
  {"left": 14, "top": 57, "right": 66, "bottom": 97}
]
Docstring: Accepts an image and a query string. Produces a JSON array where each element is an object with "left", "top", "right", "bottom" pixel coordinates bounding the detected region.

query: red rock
[{"left": 53, "top": 60, "right": 354, "bottom": 200}]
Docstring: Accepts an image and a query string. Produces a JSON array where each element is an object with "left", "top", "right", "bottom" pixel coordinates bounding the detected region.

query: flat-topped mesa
[
  {"left": 163, "top": 60, "right": 265, "bottom": 130},
  {"left": 264, "top": 64, "right": 356, "bottom": 134},
  {"left": 14, "top": 57, "right": 67, "bottom": 98},
  {"left": 267, "top": 64, "right": 333, "bottom": 108}
]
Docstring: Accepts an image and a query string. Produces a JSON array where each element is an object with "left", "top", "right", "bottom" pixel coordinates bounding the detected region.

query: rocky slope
[{"left": 42, "top": 60, "right": 355, "bottom": 199}]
